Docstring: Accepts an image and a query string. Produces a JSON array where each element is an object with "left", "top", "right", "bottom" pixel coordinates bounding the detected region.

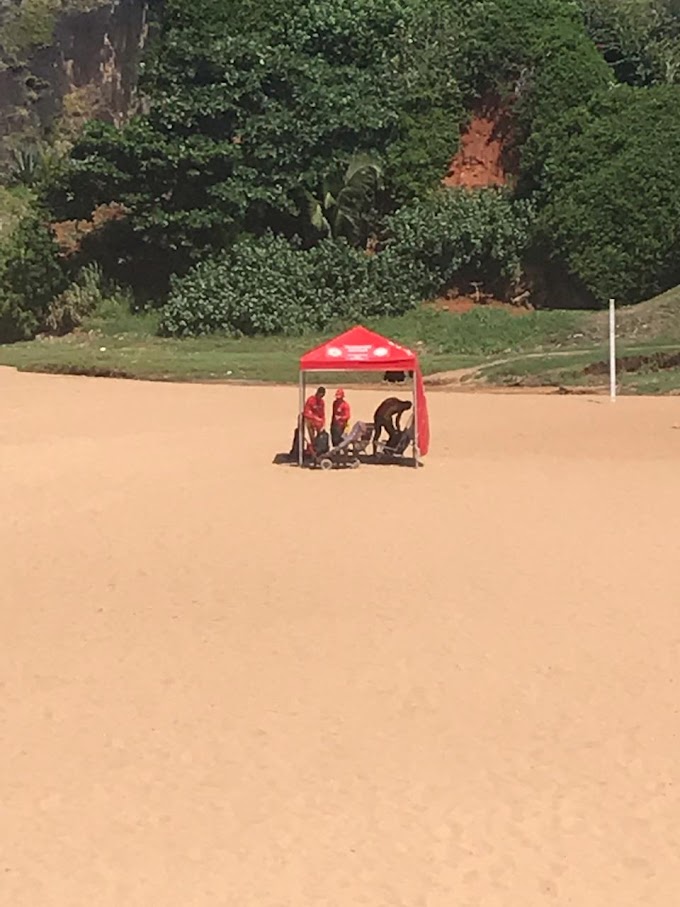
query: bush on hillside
[
  {"left": 383, "top": 188, "right": 535, "bottom": 295},
  {"left": 0, "top": 209, "right": 67, "bottom": 342},
  {"left": 379, "top": 1, "right": 465, "bottom": 203},
  {"left": 577, "top": 0, "right": 680, "bottom": 87},
  {"left": 44, "top": 263, "right": 113, "bottom": 335},
  {"left": 159, "top": 191, "right": 535, "bottom": 338},
  {"left": 530, "top": 85, "right": 680, "bottom": 304},
  {"left": 514, "top": 19, "right": 612, "bottom": 134},
  {"left": 459, "top": 0, "right": 612, "bottom": 155},
  {"left": 159, "top": 235, "right": 423, "bottom": 337},
  {"left": 48, "top": 0, "right": 467, "bottom": 270},
  {"left": 458, "top": 0, "right": 604, "bottom": 94}
]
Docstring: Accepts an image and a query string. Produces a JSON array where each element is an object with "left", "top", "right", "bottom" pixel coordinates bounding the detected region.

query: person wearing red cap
[
  {"left": 331, "top": 388, "right": 351, "bottom": 447},
  {"left": 303, "top": 386, "right": 326, "bottom": 450}
]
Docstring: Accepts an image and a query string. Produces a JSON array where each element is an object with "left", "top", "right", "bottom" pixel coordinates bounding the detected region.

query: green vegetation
[
  {"left": 0, "top": 208, "right": 131, "bottom": 342},
  {"left": 0, "top": 185, "right": 35, "bottom": 239},
  {"left": 160, "top": 234, "right": 419, "bottom": 338},
  {"left": 1, "top": 0, "right": 679, "bottom": 374},
  {"left": 0, "top": 208, "right": 67, "bottom": 342},
  {"left": 45, "top": 0, "right": 467, "bottom": 286},
  {"left": 577, "top": 0, "right": 680, "bottom": 86},
  {"left": 303, "top": 154, "right": 383, "bottom": 246},
  {"left": 0, "top": 0, "right": 101, "bottom": 58},
  {"left": 526, "top": 85, "right": 680, "bottom": 304},
  {"left": 3, "top": 293, "right": 680, "bottom": 393},
  {"left": 384, "top": 190, "right": 534, "bottom": 297},
  {"left": 160, "top": 189, "right": 535, "bottom": 338},
  {"left": 0, "top": 0, "right": 60, "bottom": 57}
]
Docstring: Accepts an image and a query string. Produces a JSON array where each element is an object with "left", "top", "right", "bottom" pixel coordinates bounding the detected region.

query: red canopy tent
[{"left": 298, "top": 325, "right": 430, "bottom": 466}]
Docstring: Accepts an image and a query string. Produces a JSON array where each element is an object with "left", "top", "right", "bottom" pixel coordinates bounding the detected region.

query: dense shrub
[
  {"left": 514, "top": 19, "right": 612, "bottom": 134},
  {"left": 458, "top": 0, "right": 604, "bottom": 94},
  {"left": 44, "top": 263, "right": 111, "bottom": 335},
  {"left": 159, "top": 235, "right": 423, "bottom": 337},
  {"left": 577, "top": 0, "right": 680, "bottom": 87},
  {"left": 458, "top": 0, "right": 612, "bottom": 155},
  {"left": 159, "top": 191, "right": 536, "bottom": 337},
  {"left": 530, "top": 85, "right": 680, "bottom": 304},
  {"left": 380, "top": 2, "right": 465, "bottom": 203},
  {"left": 21, "top": 0, "right": 680, "bottom": 322},
  {"left": 47, "top": 0, "right": 467, "bottom": 269},
  {"left": 384, "top": 189, "right": 535, "bottom": 294},
  {"left": 0, "top": 209, "right": 67, "bottom": 342}
]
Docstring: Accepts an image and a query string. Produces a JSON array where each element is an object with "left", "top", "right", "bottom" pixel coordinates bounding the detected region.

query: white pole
[{"left": 609, "top": 298, "right": 616, "bottom": 402}]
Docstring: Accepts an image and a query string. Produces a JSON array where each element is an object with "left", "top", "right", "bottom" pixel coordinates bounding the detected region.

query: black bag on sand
[
  {"left": 384, "top": 370, "right": 406, "bottom": 383},
  {"left": 313, "top": 430, "right": 330, "bottom": 455},
  {"left": 387, "top": 430, "right": 411, "bottom": 455},
  {"left": 289, "top": 426, "right": 303, "bottom": 460}
]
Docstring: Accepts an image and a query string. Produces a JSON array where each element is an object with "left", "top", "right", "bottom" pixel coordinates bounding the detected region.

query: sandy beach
[{"left": 2, "top": 365, "right": 680, "bottom": 906}]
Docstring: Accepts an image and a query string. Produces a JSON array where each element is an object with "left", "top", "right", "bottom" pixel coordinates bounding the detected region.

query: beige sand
[{"left": 2, "top": 366, "right": 680, "bottom": 906}]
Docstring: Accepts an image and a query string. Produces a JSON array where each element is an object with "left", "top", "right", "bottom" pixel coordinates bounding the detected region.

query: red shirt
[
  {"left": 332, "top": 398, "right": 350, "bottom": 426},
  {"left": 303, "top": 394, "right": 325, "bottom": 429}
]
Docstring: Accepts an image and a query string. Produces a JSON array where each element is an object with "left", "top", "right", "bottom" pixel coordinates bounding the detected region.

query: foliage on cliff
[
  {"left": 529, "top": 85, "right": 680, "bottom": 304},
  {"left": 1, "top": 0, "right": 679, "bottom": 339}
]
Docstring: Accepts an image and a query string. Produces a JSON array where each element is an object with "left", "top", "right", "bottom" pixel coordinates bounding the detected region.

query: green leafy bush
[
  {"left": 0, "top": 185, "right": 35, "bottom": 240},
  {"left": 283, "top": 0, "right": 416, "bottom": 68},
  {"left": 515, "top": 19, "right": 612, "bottom": 134},
  {"left": 31, "top": 0, "right": 680, "bottom": 321},
  {"left": 577, "top": 0, "right": 680, "bottom": 87},
  {"left": 384, "top": 188, "right": 535, "bottom": 294},
  {"left": 159, "top": 234, "right": 422, "bottom": 337},
  {"left": 44, "top": 263, "right": 112, "bottom": 335},
  {"left": 383, "top": 3, "right": 465, "bottom": 203},
  {"left": 457, "top": 0, "right": 596, "bottom": 93},
  {"left": 458, "top": 0, "right": 612, "bottom": 145},
  {"left": 0, "top": 209, "right": 67, "bottom": 342},
  {"left": 47, "top": 0, "right": 467, "bottom": 267},
  {"left": 531, "top": 85, "right": 680, "bottom": 304}
]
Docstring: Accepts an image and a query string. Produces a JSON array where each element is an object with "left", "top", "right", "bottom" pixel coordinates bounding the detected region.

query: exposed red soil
[
  {"left": 444, "top": 112, "right": 508, "bottom": 189},
  {"left": 584, "top": 351, "right": 680, "bottom": 376},
  {"left": 425, "top": 292, "right": 532, "bottom": 315},
  {"left": 52, "top": 202, "right": 127, "bottom": 256}
]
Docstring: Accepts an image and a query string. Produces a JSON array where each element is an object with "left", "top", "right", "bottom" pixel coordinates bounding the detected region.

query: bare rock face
[{"left": 0, "top": 0, "right": 150, "bottom": 166}]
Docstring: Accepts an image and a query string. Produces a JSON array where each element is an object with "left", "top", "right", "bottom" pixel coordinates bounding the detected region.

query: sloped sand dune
[{"left": 2, "top": 367, "right": 680, "bottom": 906}]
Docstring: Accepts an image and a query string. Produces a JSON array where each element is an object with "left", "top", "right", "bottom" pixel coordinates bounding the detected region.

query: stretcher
[
  {"left": 373, "top": 415, "right": 414, "bottom": 459},
  {"left": 314, "top": 421, "right": 374, "bottom": 471}
]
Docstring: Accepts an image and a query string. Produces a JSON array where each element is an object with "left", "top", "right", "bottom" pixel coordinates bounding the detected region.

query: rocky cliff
[{"left": 0, "top": 0, "right": 150, "bottom": 168}]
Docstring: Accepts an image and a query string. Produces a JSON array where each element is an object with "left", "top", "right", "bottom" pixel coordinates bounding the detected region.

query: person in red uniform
[
  {"left": 331, "top": 388, "right": 351, "bottom": 447},
  {"left": 303, "top": 386, "right": 326, "bottom": 449}
]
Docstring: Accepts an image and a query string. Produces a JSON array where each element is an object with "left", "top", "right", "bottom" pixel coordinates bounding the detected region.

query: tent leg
[
  {"left": 298, "top": 372, "right": 305, "bottom": 467},
  {"left": 412, "top": 370, "right": 419, "bottom": 468}
]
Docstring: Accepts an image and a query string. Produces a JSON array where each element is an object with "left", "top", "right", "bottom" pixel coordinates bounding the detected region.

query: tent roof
[{"left": 300, "top": 325, "right": 417, "bottom": 372}]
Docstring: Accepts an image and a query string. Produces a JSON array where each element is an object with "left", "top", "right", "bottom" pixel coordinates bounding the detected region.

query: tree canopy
[
  {"left": 532, "top": 85, "right": 680, "bottom": 303},
  {"left": 2, "top": 0, "right": 677, "bottom": 338},
  {"left": 47, "top": 0, "right": 467, "bottom": 279}
]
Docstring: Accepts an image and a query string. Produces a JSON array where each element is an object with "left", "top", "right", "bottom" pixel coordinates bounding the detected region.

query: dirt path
[
  {"left": 425, "top": 348, "right": 598, "bottom": 388},
  {"left": 3, "top": 367, "right": 680, "bottom": 906}
]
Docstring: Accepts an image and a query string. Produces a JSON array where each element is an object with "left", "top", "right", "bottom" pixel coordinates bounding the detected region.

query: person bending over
[
  {"left": 372, "top": 397, "right": 412, "bottom": 454},
  {"left": 331, "top": 388, "right": 351, "bottom": 447},
  {"left": 303, "top": 386, "right": 326, "bottom": 449}
]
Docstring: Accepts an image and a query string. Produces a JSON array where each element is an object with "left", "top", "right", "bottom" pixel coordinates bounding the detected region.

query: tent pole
[
  {"left": 298, "top": 371, "right": 305, "bottom": 467},
  {"left": 412, "top": 369, "right": 419, "bottom": 468}
]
